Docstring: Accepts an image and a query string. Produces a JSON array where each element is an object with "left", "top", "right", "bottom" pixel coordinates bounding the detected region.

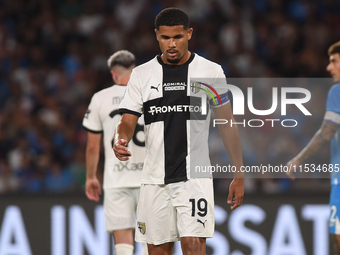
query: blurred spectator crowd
[{"left": 0, "top": 0, "right": 339, "bottom": 194}]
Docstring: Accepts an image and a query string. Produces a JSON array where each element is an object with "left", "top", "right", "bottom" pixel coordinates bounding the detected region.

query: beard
[{"left": 166, "top": 57, "right": 181, "bottom": 64}]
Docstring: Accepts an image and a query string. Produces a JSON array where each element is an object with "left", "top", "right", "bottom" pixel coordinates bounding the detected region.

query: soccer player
[
  {"left": 83, "top": 50, "right": 147, "bottom": 255},
  {"left": 113, "top": 8, "right": 244, "bottom": 255},
  {"left": 286, "top": 41, "right": 340, "bottom": 254}
]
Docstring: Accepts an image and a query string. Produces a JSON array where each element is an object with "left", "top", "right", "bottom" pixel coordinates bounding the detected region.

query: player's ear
[
  {"left": 187, "top": 28, "right": 193, "bottom": 40},
  {"left": 155, "top": 29, "right": 160, "bottom": 41}
]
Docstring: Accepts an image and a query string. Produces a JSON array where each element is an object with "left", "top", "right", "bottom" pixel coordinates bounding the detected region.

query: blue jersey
[{"left": 325, "top": 83, "right": 340, "bottom": 184}]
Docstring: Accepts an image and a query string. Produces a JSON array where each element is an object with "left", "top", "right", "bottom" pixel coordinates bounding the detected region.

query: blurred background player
[
  {"left": 83, "top": 50, "right": 147, "bottom": 255},
  {"left": 286, "top": 41, "right": 340, "bottom": 254}
]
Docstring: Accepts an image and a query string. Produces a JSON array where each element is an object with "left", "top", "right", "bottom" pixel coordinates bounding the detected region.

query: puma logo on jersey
[
  {"left": 197, "top": 219, "right": 207, "bottom": 228},
  {"left": 151, "top": 84, "right": 161, "bottom": 92}
]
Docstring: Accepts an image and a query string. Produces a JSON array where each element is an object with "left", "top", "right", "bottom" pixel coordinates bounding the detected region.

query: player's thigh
[
  {"left": 136, "top": 184, "right": 179, "bottom": 245},
  {"left": 104, "top": 188, "right": 139, "bottom": 232},
  {"left": 173, "top": 178, "right": 215, "bottom": 238},
  {"left": 330, "top": 185, "right": 340, "bottom": 235}
]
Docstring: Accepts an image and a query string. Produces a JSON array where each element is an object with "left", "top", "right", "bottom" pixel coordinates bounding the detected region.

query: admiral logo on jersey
[
  {"left": 148, "top": 105, "right": 202, "bottom": 115},
  {"left": 163, "top": 82, "right": 186, "bottom": 91}
]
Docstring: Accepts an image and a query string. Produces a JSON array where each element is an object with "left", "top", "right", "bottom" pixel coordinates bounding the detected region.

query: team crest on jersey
[
  {"left": 190, "top": 81, "right": 201, "bottom": 94},
  {"left": 137, "top": 222, "right": 146, "bottom": 235}
]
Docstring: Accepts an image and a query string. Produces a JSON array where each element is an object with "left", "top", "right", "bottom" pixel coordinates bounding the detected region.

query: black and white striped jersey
[{"left": 120, "top": 53, "right": 229, "bottom": 185}]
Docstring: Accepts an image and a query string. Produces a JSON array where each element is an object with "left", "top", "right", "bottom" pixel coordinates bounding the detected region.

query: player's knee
[
  {"left": 115, "top": 243, "right": 134, "bottom": 255},
  {"left": 181, "top": 237, "right": 206, "bottom": 255},
  {"left": 331, "top": 234, "right": 340, "bottom": 254},
  {"left": 147, "top": 243, "right": 173, "bottom": 255}
]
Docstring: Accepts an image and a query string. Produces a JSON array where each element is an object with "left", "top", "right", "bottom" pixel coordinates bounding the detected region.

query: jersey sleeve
[
  {"left": 209, "top": 66, "right": 230, "bottom": 108},
  {"left": 82, "top": 94, "right": 103, "bottom": 133},
  {"left": 324, "top": 85, "right": 340, "bottom": 125},
  {"left": 119, "top": 69, "right": 143, "bottom": 117}
]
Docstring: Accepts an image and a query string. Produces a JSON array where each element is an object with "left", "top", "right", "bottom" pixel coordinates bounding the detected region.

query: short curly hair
[{"left": 155, "top": 7, "right": 190, "bottom": 30}]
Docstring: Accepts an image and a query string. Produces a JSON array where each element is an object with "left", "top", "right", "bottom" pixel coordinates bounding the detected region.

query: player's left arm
[{"left": 213, "top": 102, "right": 244, "bottom": 210}]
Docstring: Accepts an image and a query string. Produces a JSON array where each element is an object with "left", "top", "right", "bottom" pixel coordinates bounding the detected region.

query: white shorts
[
  {"left": 135, "top": 178, "right": 214, "bottom": 245},
  {"left": 103, "top": 187, "right": 140, "bottom": 232}
]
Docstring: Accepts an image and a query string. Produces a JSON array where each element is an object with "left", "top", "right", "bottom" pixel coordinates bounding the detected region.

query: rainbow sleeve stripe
[{"left": 197, "top": 82, "right": 223, "bottom": 106}]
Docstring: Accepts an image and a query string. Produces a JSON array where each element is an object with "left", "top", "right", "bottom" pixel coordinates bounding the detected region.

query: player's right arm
[
  {"left": 113, "top": 113, "right": 139, "bottom": 161},
  {"left": 115, "top": 68, "right": 143, "bottom": 161},
  {"left": 286, "top": 84, "right": 340, "bottom": 179},
  {"left": 85, "top": 132, "right": 102, "bottom": 201},
  {"left": 286, "top": 119, "right": 339, "bottom": 179}
]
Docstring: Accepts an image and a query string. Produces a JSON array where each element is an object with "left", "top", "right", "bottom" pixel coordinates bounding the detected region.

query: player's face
[
  {"left": 155, "top": 25, "right": 193, "bottom": 65},
  {"left": 327, "top": 53, "right": 340, "bottom": 81}
]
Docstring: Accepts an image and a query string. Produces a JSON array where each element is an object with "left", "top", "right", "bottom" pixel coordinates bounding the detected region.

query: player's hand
[
  {"left": 85, "top": 178, "right": 101, "bottom": 202},
  {"left": 286, "top": 157, "right": 301, "bottom": 180},
  {"left": 113, "top": 139, "right": 132, "bottom": 161},
  {"left": 227, "top": 178, "right": 244, "bottom": 210}
]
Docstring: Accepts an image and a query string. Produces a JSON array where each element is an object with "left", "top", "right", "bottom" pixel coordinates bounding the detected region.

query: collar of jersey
[{"left": 157, "top": 52, "right": 195, "bottom": 68}]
